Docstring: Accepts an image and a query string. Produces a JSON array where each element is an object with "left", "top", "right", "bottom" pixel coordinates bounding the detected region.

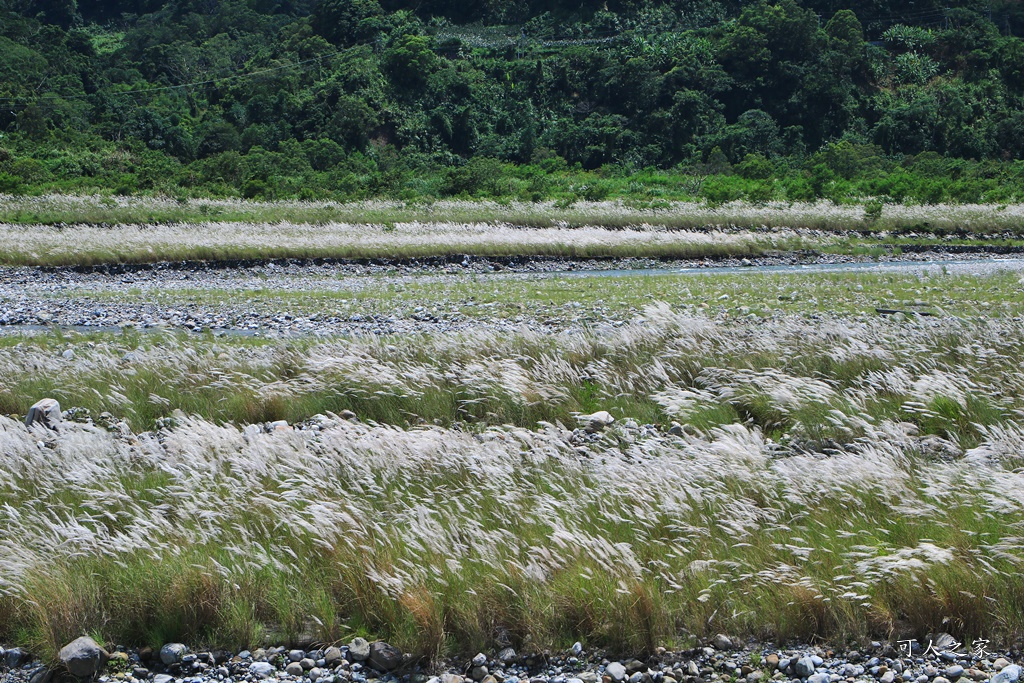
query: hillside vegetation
[{"left": 3, "top": 0, "right": 1024, "bottom": 203}]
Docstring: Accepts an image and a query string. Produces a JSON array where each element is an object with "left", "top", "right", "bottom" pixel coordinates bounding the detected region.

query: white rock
[
  {"left": 606, "top": 663, "right": 627, "bottom": 683},
  {"left": 26, "top": 398, "right": 61, "bottom": 430},
  {"left": 249, "top": 662, "right": 276, "bottom": 679}
]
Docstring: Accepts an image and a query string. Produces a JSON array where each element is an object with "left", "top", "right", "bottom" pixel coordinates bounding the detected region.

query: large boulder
[
  {"left": 59, "top": 637, "right": 108, "bottom": 678},
  {"left": 368, "top": 642, "right": 402, "bottom": 672},
  {"left": 25, "top": 398, "right": 61, "bottom": 430},
  {"left": 159, "top": 643, "right": 187, "bottom": 666}
]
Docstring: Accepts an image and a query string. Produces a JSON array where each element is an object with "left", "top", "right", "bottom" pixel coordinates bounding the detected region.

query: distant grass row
[
  {"left": 4, "top": 195, "right": 1024, "bottom": 232},
  {"left": 0, "top": 219, "right": 809, "bottom": 268},
  {"left": 2, "top": 196, "right": 1024, "bottom": 267},
  {"left": 2, "top": 300, "right": 1024, "bottom": 661}
]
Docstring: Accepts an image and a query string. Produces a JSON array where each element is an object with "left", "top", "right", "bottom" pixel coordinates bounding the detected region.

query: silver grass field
[
  {"left": 3, "top": 291, "right": 1024, "bottom": 659},
  {"left": 2, "top": 195, "right": 1024, "bottom": 267}
]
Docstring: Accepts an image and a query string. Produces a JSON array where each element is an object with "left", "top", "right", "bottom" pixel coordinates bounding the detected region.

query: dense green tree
[
  {"left": 2, "top": 0, "right": 1024, "bottom": 200},
  {"left": 311, "top": 0, "right": 383, "bottom": 45}
]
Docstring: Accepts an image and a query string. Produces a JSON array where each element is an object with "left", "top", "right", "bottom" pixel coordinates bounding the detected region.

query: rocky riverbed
[
  {"left": 4, "top": 252, "right": 1024, "bottom": 337},
  {"left": 3, "top": 636, "right": 1024, "bottom": 683}
]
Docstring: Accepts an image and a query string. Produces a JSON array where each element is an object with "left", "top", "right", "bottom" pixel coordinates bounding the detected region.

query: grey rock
[
  {"left": 627, "top": 674, "right": 643, "bottom": 683},
  {"left": 440, "top": 675, "right": 465, "bottom": 683},
  {"left": 994, "top": 660, "right": 1011, "bottom": 672},
  {"left": 59, "top": 637, "right": 108, "bottom": 678},
  {"left": 881, "top": 672, "right": 895, "bottom": 683},
  {"left": 793, "top": 658, "right": 817, "bottom": 678},
  {"left": 301, "top": 659, "right": 316, "bottom": 671},
  {"left": 473, "top": 655, "right": 488, "bottom": 668},
  {"left": 249, "top": 662, "right": 276, "bottom": 679},
  {"left": 309, "top": 669, "right": 324, "bottom": 683},
  {"left": 348, "top": 639, "right": 370, "bottom": 663},
  {"left": 933, "top": 678, "right": 952, "bottom": 683},
  {"left": 607, "top": 663, "right": 628, "bottom": 683},
  {"left": 687, "top": 662, "right": 700, "bottom": 677},
  {"left": 368, "top": 642, "right": 402, "bottom": 672},
  {"left": 29, "top": 668, "right": 54, "bottom": 683},
  {"left": 993, "top": 666, "right": 1022, "bottom": 683},
  {"left": 808, "top": 674, "right": 830, "bottom": 683},
  {"left": 26, "top": 398, "right": 61, "bottom": 430},
  {"left": 579, "top": 673, "right": 599, "bottom": 683},
  {"left": 625, "top": 661, "right": 646, "bottom": 675},
  {"left": 154, "top": 675, "right": 174, "bottom": 683},
  {"left": 324, "top": 649, "right": 344, "bottom": 667},
  {"left": 498, "top": 650, "right": 517, "bottom": 664},
  {"left": 471, "top": 667, "right": 489, "bottom": 681},
  {"left": 289, "top": 651, "right": 306, "bottom": 663},
  {"left": 160, "top": 644, "right": 188, "bottom": 667},
  {"left": 946, "top": 667, "right": 966, "bottom": 679},
  {"left": 133, "top": 668, "right": 150, "bottom": 679},
  {"left": 934, "top": 634, "right": 959, "bottom": 651},
  {"left": 580, "top": 410, "right": 615, "bottom": 433},
  {"left": 572, "top": 643, "right": 583, "bottom": 657},
  {"left": 713, "top": 635, "right": 733, "bottom": 651},
  {"left": 286, "top": 662, "right": 304, "bottom": 676},
  {"left": 747, "top": 673, "right": 764, "bottom": 683},
  {"left": 841, "top": 665, "right": 858, "bottom": 678},
  {"left": 810, "top": 657, "right": 823, "bottom": 668}
]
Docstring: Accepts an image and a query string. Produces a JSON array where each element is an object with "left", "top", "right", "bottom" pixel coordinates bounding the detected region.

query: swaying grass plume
[
  {"left": 2, "top": 302, "right": 1024, "bottom": 658},
  {"left": 0, "top": 220, "right": 809, "bottom": 267}
]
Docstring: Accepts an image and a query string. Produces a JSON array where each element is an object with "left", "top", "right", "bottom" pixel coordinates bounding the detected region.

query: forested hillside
[{"left": 4, "top": 0, "right": 1024, "bottom": 203}]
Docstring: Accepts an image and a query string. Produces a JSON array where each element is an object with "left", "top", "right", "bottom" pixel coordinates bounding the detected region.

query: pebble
[{"left": 3, "top": 638, "right": 1024, "bottom": 683}]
